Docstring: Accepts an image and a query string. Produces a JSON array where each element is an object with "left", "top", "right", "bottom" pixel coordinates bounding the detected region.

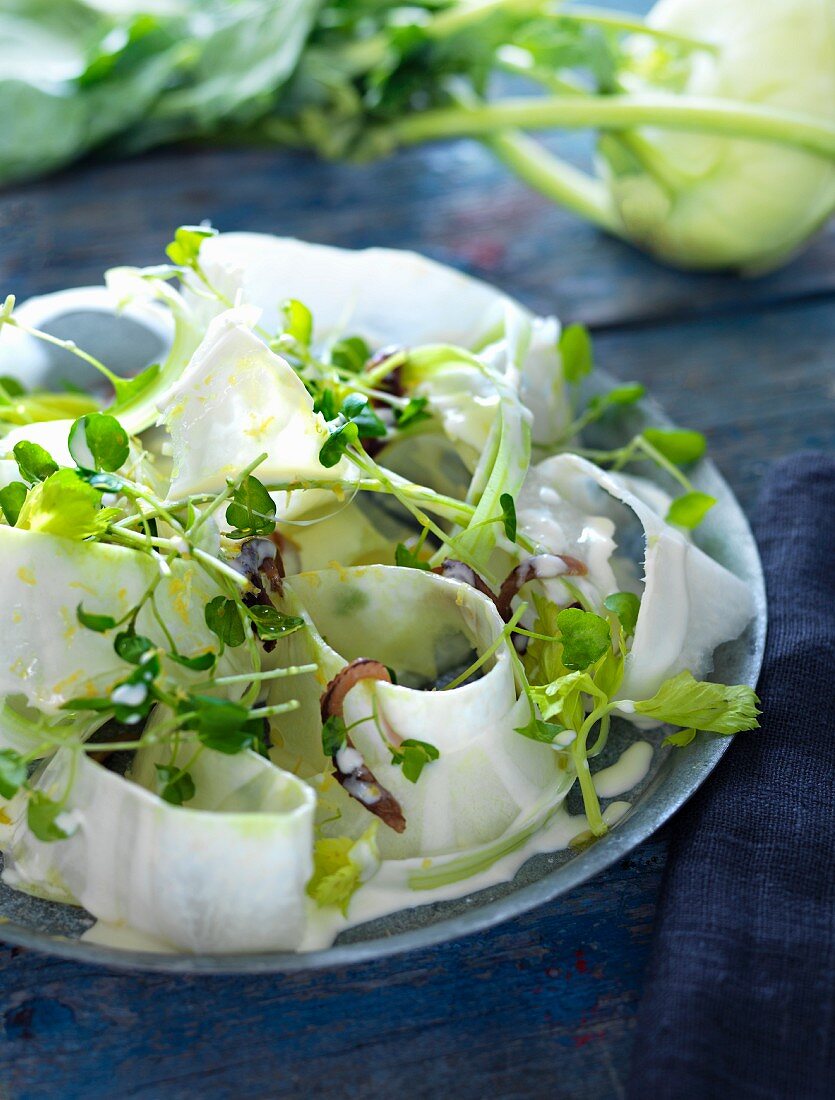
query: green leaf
[
  {"left": 16, "top": 469, "right": 119, "bottom": 539},
  {"left": 306, "top": 823, "right": 378, "bottom": 914},
  {"left": 499, "top": 492, "right": 517, "bottom": 542},
  {"left": 321, "top": 715, "right": 347, "bottom": 756},
  {"left": 13, "top": 440, "right": 58, "bottom": 483},
  {"left": 205, "top": 597, "right": 247, "bottom": 648},
  {"left": 0, "top": 749, "right": 27, "bottom": 799},
  {"left": 165, "top": 225, "right": 218, "bottom": 268},
  {"left": 603, "top": 592, "right": 640, "bottom": 638},
  {"left": 109, "top": 363, "right": 161, "bottom": 412},
  {"left": 154, "top": 764, "right": 196, "bottom": 806},
  {"left": 394, "top": 542, "right": 430, "bottom": 570},
  {"left": 390, "top": 738, "right": 439, "bottom": 783},
  {"left": 642, "top": 428, "right": 706, "bottom": 465},
  {"left": 557, "top": 608, "right": 612, "bottom": 671},
  {"left": 114, "top": 632, "right": 155, "bottom": 665},
  {"left": 225, "top": 475, "right": 276, "bottom": 539},
  {"left": 0, "top": 376, "right": 26, "bottom": 399},
  {"left": 77, "top": 603, "right": 117, "bottom": 633},
  {"left": 514, "top": 716, "right": 567, "bottom": 744},
  {"left": 68, "top": 413, "right": 129, "bottom": 472},
  {"left": 319, "top": 420, "right": 359, "bottom": 468},
  {"left": 587, "top": 383, "right": 645, "bottom": 416},
  {"left": 282, "top": 298, "right": 313, "bottom": 347},
  {"left": 559, "top": 324, "right": 593, "bottom": 384},
  {"left": 0, "top": 481, "right": 28, "bottom": 525},
  {"left": 247, "top": 604, "right": 305, "bottom": 640},
  {"left": 634, "top": 671, "right": 760, "bottom": 734},
  {"left": 329, "top": 336, "right": 371, "bottom": 374},
  {"left": 395, "top": 396, "right": 431, "bottom": 430},
  {"left": 189, "top": 694, "right": 254, "bottom": 754},
  {"left": 313, "top": 389, "right": 338, "bottom": 422},
  {"left": 341, "top": 393, "right": 387, "bottom": 439},
  {"left": 27, "top": 791, "right": 70, "bottom": 842},
  {"left": 664, "top": 728, "right": 698, "bottom": 748},
  {"left": 168, "top": 650, "right": 216, "bottom": 672},
  {"left": 666, "top": 491, "right": 716, "bottom": 529}
]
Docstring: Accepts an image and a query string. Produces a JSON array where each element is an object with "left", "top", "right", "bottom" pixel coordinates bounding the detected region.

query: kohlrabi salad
[{"left": 0, "top": 228, "right": 759, "bottom": 954}]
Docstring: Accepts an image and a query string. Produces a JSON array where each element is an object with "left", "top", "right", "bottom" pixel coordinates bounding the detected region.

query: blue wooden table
[{"left": 0, "top": 101, "right": 833, "bottom": 1100}]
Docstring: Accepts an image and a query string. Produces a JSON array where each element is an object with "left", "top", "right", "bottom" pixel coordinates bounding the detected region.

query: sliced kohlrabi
[
  {"left": 160, "top": 306, "right": 356, "bottom": 515},
  {"left": 1, "top": 743, "right": 315, "bottom": 953},
  {"left": 186, "top": 233, "right": 570, "bottom": 444},
  {"left": 0, "top": 526, "right": 243, "bottom": 712},
  {"left": 0, "top": 695, "right": 102, "bottom": 757},
  {"left": 268, "top": 565, "right": 568, "bottom": 860},
  {"left": 517, "top": 453, "right": 755, "bottom": 699}
]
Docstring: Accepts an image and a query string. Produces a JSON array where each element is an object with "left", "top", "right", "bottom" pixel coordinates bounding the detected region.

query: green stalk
[
  {"left": 484, "top": 130, "right": 625, "bottom": 234},
  {"left": 560, "top": 5, "right": 718, "bottom": 52},
  {"left": 385, "top": 94, "right": 835, "bottom": 161}
]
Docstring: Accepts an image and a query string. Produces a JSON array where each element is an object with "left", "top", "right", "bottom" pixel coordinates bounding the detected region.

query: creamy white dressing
[{"left": 592, "top": 741, "right": 653, "bottom": 798}]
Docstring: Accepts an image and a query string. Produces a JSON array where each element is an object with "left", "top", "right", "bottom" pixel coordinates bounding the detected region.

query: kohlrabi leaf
[
  {"left": 666, "top": 491, "right": 716, "bottom": 529},
  {"left": 27, "top": 791, "right": 71, "bottom": 843},
  {"left": 319, "top": 420, "right": 359, "bottom": 468},
  {"left": 154, "top": 764, "right": 196, "bottom": 806},
  {"left": 633, "top": 671, "right": 760, "bottom": 734},
  {"left": 559, "top": 324, "right": 593, "bottom": 384},
  {"left": 67, "top": 413, "right": 129, "bottom": 473},
  {"left": 0, "top": 481, "right": 27, "bottom": 525},
  {"left": 499, "top": 492, "right": 517, "bottom": 542},
  {"left": 395, "top": 396, "right": 431, "bottom": 430},
  {"left": 307, "top": 823, "right": 379, "bottom": 914},
  {"left": 225, "top": 475, "right": 277, "bottom": 539},
  {"left": 321, "top": 715, "right": 347, "bottom": 756},
  {"left": 14, "top": 440, "right": 58, "bottom": 483},
  {"left": 389, "top": 738, "right": 440, "bottom": 784},
  {"left": 281, "top": 298, "right": 313, "bottom": 347},
  {"left": 642, "top": 428, "right": 707, "bottom": 466},
  {"left": 77, "top": 604, "right": 118, "bottom": 633},
  {"left": 557, "top": 608, "right": 612, "bottom": 671},
  {"left": 16, "top": 469, "right": 119, "bottom": 539},
  {"left": 514, "top": 715, "right": 566, "bottom": 743},
  {"left": 328, "top": 336, "right": 371, "bottom": 374},
  {"left": 205, "top": 597, "right": 247, "bottom": 648},
  {"left": 394, "top": 542, "right": 430, "bottom": 570},
  {"left": 340, "top": 393, "right": 387, "bottom": 439},
  {"left": 0, "top": 748, "right": 27, "bottom": 799},
  {"left": 603, "top": 591, "right": 641, "bottom": 638},
  {"left": 165, "top": 225, "right": 218, "bottom": 269},
  {"left": 664, "top": 727, "right": 698, "bottom": 748},
  {"left": 247, "top": 605, "right": 305, "bottom": 641}
]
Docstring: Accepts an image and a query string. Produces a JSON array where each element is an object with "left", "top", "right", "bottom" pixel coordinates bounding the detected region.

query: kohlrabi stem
[
  {"left": 484, "top": 130, "right": 626, "bottom": 235},
  {"left": 384, "top": 94, "right": 835, "bottom": 161},
  {"left": 560, "top": 5, "right": 718, "bottom": 53},
  {"left": 496, "top": 49, "right": 587, "bottom": 96}
]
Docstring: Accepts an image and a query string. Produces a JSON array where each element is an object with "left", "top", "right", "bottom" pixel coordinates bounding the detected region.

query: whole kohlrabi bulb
[{"left": 599, "top": 0, "right": 835, "bottom": 272}]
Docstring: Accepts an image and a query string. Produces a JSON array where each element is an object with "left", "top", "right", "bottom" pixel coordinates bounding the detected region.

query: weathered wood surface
[{"left": 0, "top": 55, "right": 833, "bottom": 1100}]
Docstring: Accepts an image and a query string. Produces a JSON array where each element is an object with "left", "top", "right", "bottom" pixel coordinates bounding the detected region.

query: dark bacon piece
[
  {"left": 233, "top": 538, "right": 286, "bottom": 652},
  {"left": 320, "top": 659, "right": 406, "bottom": 834},
  {"left": 495, "top": 553, "right": 588, "bottom": 622},
  {"left": 366, "top": 345, "right": 405, "bottom": 398}
]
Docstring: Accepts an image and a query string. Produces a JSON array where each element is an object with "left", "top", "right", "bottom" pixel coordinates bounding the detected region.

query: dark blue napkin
[{"left": 628, "top": 453, "right": 835, "bottom": 1100}]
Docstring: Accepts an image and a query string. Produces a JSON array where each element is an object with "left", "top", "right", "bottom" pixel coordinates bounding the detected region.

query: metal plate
[{"left": 0, "top": 293, "right": 766, "bottom": 973}]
